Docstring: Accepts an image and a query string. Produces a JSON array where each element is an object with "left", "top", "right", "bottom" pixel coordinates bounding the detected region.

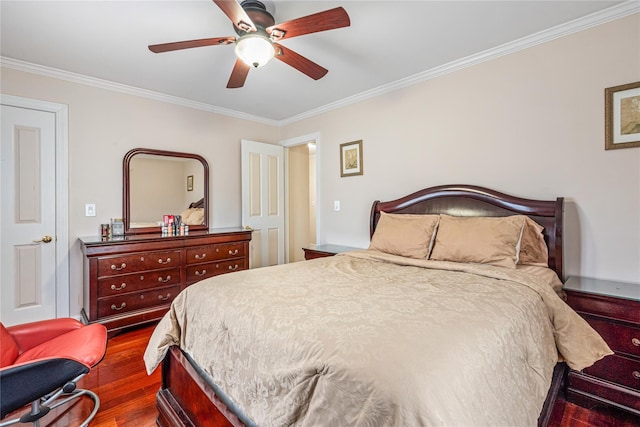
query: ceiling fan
[{"left": 148, "top": 0, "right": 350, "bottom": 88}]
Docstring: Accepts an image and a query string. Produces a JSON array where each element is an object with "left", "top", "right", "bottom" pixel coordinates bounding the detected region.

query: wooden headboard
[{"left": 370, "top": 184, "right": 564, "bottom": 280}]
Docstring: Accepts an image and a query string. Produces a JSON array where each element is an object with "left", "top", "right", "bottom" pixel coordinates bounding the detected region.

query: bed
[{"left": 143, "top": 184, "right": 611, "bottom": 427}]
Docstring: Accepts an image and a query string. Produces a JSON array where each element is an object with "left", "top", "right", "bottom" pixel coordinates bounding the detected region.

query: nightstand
[
  {"left": 563, "top": 276, "right": 640, "bottom": 416},
  {"left": 302, "top": 244, "right": 362, "bottom": 260}
]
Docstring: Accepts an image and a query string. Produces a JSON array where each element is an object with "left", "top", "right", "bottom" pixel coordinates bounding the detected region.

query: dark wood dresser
[
  {"left": 302, "top": 244, "right": 363, "bottom": 260},
  {"left": 80, "top": 228, "right": 251, "bottom": 335},
  {"left": 563, "top": 276, "right": 640, "bottom": 416}
]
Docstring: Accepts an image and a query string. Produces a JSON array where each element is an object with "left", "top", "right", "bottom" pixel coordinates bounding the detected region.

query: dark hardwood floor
[{"left": 6, "top": 324, "right": 639, "bottom": 426}]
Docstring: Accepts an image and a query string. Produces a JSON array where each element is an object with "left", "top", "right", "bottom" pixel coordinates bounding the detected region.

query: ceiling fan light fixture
[
  {"left": 148, "top": 2, "right": 350, "bottom": 88},
  {"left": 235, "top": 35, "right": 275, "bottom": 68}
]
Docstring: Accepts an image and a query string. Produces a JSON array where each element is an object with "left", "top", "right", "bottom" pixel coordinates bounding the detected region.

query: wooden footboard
[
  {"left": 157, "top": 345, "right": 567, "bottom": 427},
  {"left": 157, "top": 346, "right": 245, "bottom": 427}
]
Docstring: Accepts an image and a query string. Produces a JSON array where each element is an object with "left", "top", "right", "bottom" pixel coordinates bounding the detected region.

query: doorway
[{"left": 282, "top": 133, "right": 319, "bottom": 263}]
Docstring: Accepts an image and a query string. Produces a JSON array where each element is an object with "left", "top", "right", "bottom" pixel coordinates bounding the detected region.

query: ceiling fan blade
[
  {"left": 267, "top": 7, "right": 350, "bottom": 40},
  {"left": 274, "top": 43, "right": 328, "bottom": 80},
  {"left": 213, "top": 0, "right": 257, "bottom": 32},
  {"left": 227, "top": 58, "right": 251, "bottom": 88},
  {"left": 149, "top": 37, "right": 235, "bottom": 53}
]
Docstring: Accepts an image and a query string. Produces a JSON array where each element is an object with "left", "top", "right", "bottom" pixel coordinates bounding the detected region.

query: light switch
[
  {"left": 85, "top": 203, "right": 96, "bottom": 217},
  {"left": 334, "top": 200, "right": 340, "bottom": 211}
]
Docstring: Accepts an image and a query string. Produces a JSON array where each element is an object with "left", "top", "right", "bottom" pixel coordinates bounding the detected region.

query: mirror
[{"left": 123, "top": 148, "right": 209, "bottom": 234}]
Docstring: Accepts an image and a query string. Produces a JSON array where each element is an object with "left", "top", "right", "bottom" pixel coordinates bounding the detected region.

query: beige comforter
[{"left": 144, "top": 250, "right": 611, "bottom": 426}]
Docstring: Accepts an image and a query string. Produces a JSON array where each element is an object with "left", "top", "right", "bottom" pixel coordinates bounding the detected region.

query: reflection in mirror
[{"left": 123, "top": 148, "right": 209, "bottom": 234}]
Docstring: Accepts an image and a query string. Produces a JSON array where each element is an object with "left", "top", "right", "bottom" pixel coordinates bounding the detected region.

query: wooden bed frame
[{"left": 155, "top": 184, "right": 567, "bottom": 427}]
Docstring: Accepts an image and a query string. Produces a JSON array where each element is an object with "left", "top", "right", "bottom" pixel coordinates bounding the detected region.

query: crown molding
[
  {"left": 0, "top": 57, "right": 279, "bottom": 126},
  {"left": 279, "top": 0, "right": 640, "bottom": 126},
  {"left": 1, "top": 1, "right": 637, "bottom": 127}
]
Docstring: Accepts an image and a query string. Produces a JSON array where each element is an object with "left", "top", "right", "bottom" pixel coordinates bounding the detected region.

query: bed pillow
[
  {"left": 180, "top": 208, "right": 194, "bottom": 224},
  {"left": 369, "top": 212, "right": 440, "bottom": 259},
  {"left": 516, "top": 265, "right": 565, "bottom": 299},
  {"left": 429, "top": 215, "right": 525, "bottom": 269},
  {"left": 180, "top": 208, "right": 205, "bottom": 226},
  {"left": 518, "top": 217, "right": 549, "bottom": 267}
]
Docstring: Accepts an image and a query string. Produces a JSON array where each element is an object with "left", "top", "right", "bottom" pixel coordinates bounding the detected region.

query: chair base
[{"left": 0, "top": 382, "right": 100, "bottom": 427}]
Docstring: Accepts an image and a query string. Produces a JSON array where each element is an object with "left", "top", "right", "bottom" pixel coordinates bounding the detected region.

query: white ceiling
[{"left": 1, "top": 1, "right": 632, "bottom": 123}]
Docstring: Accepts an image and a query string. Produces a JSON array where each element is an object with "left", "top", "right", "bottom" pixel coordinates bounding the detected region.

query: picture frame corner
[{"left": 604, "top": 81, "right": 640, "bottom": 150}]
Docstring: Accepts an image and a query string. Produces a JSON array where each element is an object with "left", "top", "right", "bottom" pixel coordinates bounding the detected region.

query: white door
[
  {"left": 241, "top": 140, "right": 284, "bottom": 268},
  {"left": 1, "top": 104, "right": 60, "bottom": 325}
]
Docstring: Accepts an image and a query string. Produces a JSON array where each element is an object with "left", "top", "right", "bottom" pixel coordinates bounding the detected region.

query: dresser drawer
[
  {"left": 584, "top": 316, "right": 640, "bottom": 358},
  {"left": 97, "top": 250, "right": 181, "bottom": 277},
  {"left": 98, "top": 285, "right": 180, "bottom": 318},
  {"left": 186, "top": 259, "right": 247, "bottom": 283},
  {"left": 565, "top": 288, "right": 639, "bottom": 324},
  {"left": 583, "top": 353, "right": 640, "bottom": 391},
  {"left": 186, "top": 243, "right": 246, "bottom": 264},
  {"left": 97, "top": 268, "right": 181, "bottom": 298},
  {"left": 568, "top": 372, "right": 640, "bottom": 414}
]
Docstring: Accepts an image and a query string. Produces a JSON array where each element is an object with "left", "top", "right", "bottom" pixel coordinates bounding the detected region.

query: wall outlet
[
  {"left": 334, "top": 200, "right": 340, "bottom": 211},
  {"left": 85, "top": 203, "right": 96, "bottom": 217}
]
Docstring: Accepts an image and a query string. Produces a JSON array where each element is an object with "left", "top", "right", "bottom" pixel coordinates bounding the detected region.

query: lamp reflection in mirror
[{"left": 235, "top": 34, "right": 275, "bottom": 68}]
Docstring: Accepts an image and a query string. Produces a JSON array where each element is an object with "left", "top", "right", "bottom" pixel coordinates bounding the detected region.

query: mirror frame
[{"left": 123, "top": 148, "right": 209, "bottom": 235}]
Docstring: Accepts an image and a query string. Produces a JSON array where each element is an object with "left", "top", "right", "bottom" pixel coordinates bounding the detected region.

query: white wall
[
  {"left": 0, "top": 67, "right": 279, "bottom": 317},
  {"left": 280, "top": 14, "right": 640, "bottom": 283}
]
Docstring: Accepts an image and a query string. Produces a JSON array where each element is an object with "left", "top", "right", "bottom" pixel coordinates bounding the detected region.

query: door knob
[{"left": 33, "top": 235, "right": 53, "bottom": 243}]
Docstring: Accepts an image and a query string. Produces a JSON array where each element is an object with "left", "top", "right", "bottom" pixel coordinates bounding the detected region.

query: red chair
[{"left": 0, "top": 318, "right": 107, "bottom": 426}]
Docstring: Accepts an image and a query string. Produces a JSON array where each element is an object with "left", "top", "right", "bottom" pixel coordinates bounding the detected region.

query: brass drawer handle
[
  {"left": 111, "top": 263, "right": 126, "bottom": 271},
  {"left": 228, "top": 249, "right": 239, "bottom": 256},
  {"left": 632, "top": 338, "right": 640, "bottom": 347},
  {"left": 111, "top": 283, "right": 126, "bottom": 291},
  {"left": 195, "top": 270, "right": 207, "bottom": 276},
  {"left": 158, "top": 293, "right": 171, "bottom": 301},
  {"left": 111, "top": 302, "right": 126, "bottom": 311},
  {"left": 228, "top": 264, "right": 239, "bottom": 271},
  {"left": 633, "top": 371, "right": 640, "bottom": 380},
  {"left": 195, "top": 253, "right": 206, "bottom": 260},
  {"left": 158, "top": 275, "right": 171, "bottom": 283},
  {"left": 158, "top": 257, "right": 171, "bottom": 264}
]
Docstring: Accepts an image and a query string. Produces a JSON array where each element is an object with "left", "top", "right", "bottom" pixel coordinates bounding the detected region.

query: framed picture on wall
[
  {"left": 340, "top": 140, "right": 363, "bottom": 177},
  {"left": 605, "top": 81, "right": 640, "bottom": 150},
  {"left": 187, "top": 175, "right": 194, "bottom": 191}
]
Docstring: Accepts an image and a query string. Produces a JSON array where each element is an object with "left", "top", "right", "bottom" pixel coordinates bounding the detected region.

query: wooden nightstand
[
  {"left": 563, "top": 276, "right": 640, "bottom": 416},
  {"left": 302, "top": 244, "right": 362, "bottom": 260}
]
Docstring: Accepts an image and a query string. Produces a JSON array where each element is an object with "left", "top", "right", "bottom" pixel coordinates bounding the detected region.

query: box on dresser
[
  {"left": 563, "top": 276, "right": 640, "bottom": 416},
  {"left": 80, "top": 228, "right": 251, "bottom": 335}
]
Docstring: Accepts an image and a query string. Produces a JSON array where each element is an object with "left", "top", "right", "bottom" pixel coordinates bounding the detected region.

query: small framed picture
[
  {"left": 605, "top": 81, "right": 640, "bottom": 150},
  {"left": 340, "top": 140, "right": 363, "bottom": 177},
  {"left": 186, "top": 175, "right": 194, "bottom": 191}
]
